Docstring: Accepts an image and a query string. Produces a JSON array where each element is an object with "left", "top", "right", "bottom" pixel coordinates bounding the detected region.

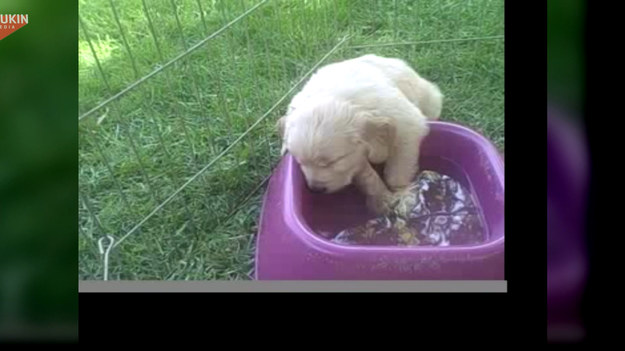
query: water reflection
[{"left": 332, "top": 171, "right": 487, "bottom": 247}]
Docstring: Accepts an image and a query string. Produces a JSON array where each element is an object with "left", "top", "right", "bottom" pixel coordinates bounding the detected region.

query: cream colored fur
[{"left": 278, "top": 54, "right": 443, "bottom": 215}]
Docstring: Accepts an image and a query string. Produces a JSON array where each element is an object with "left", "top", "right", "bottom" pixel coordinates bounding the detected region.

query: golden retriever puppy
[{"left": 278, "top": 54, "right": 443, "bottom": 215}]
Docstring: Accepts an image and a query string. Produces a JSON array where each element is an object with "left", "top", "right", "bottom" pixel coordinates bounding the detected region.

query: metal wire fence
[{"left": 78, "top": 0, "right": 504, "bottom": 280}]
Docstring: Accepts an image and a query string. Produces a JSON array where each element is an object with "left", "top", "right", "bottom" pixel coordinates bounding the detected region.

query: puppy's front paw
[
  {"left": 366, "top": 193, "right": 395, "bottom": 216},
  {"left": 389, "top": 185, "right": 418, "bottom": 218}
]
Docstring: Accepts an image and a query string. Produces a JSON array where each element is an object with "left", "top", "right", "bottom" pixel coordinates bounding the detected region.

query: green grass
[{"left": 78, "top": 0, "right": 504, "bottom": 280}]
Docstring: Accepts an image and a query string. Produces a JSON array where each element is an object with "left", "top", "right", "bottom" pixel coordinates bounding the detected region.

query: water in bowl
[{"left": 331, "top": 171, "right": 487, "bottom": 247}]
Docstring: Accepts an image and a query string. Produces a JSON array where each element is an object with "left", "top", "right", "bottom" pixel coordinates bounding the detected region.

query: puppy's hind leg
[
  {"left": 361, "top": 55, "right": 443, "bottom": 120},
  {"left": 396, "top": 72, "right": 443, "bottom": 121}
]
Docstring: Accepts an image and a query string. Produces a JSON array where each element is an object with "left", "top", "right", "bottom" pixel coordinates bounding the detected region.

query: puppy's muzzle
[{"left": 307, "top": 182, "right": 327, "bottom": 194}]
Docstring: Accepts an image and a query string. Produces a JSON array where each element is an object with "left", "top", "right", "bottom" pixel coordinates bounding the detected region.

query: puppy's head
[{"left": 278, "top": 98, "right": 394, "bottom": 194}]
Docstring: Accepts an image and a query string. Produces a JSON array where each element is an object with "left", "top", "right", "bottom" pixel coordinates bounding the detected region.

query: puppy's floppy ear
[
  {"left": 355, "top": 113, "right": 397, "bottom": 163},
  {"left": 277, "top": 115, "right": 288, "bottom": 155},
  {"left": 276, "top": 115, "right": 286, "bottom": 138},
  {"left": 358, "top": 113, "right": 396, "bottom": 147}
]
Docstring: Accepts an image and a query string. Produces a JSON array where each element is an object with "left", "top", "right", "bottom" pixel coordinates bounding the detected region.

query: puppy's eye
[
  {"left": 320, "top": 159, "right": 337, "bottom": 168},
  {"left": 320, "top": 156, "right": 343, "bottom": 168}
]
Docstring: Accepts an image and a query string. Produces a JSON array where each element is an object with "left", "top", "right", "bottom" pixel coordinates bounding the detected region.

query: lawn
[{"left": 78, "top": 0, "right": 504, "bottom": 280}]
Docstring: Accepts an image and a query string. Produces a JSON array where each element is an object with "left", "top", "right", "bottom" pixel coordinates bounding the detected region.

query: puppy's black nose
[{"left": 309, "top": 185, "right": 327, "bottom": 193}]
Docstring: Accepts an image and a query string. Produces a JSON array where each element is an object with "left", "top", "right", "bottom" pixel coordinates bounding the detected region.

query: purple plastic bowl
[{"left": 255, "top": 121, "right": 504, "bottom": 280}]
